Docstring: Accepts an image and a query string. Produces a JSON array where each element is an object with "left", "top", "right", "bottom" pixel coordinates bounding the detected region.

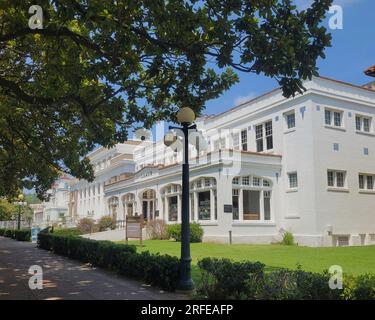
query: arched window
[
  {"left": 161, "top": 184, "right": 181, "bottom": 222},
  {"left": 140, "top": 189, "right": 156, "bottom": 220},
  {"left": 122, "top": 193, "right": 136, "bottom": 217},
  {"left": 232, "top": 175, "right": 272, "bottom": 221},
  {"left": 190, "top": 177, "right": 217, "bottom": 221}
]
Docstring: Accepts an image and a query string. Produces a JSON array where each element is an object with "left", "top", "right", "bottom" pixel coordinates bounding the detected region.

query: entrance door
[
  {"left": 142, "top": 201, "right": 148, "bottom": 220},
  {"left": 127, "top": 203, "right": 133, "bottom": 216}
]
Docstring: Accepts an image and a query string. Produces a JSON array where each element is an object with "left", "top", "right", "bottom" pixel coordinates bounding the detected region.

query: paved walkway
[{"left": 0, "top": 236, "right": 185, "bottom": 300}]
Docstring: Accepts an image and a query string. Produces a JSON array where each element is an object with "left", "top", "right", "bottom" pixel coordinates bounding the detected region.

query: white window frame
[
  {"left": 255, "top": 120, "right": 273, "bottom": 152},
  {"left": 355, "top": 114, "right": 373, "bottom": 134},
  {"left": 327, "top": 170, "right": 347, "bottom": 189},
  {"left": 287, "top": 172, "right": 298, "bottom": 190},
  {"left": 325, "top": 108, "right": 344, "bottom": 128},
  {"left": 359, "top": 173, "right": 375, "bottom": 192},
  {"left": 284, "top": 110, "right": 296, "bottom": 130},
  {"left": 241, "top": 129, "right": 248, "bottom": 151}
]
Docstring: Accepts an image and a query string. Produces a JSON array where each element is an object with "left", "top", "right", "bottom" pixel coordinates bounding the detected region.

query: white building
[
  {"left": 39, "top": 176, "right": 72, "bottom": 226},
  {"left": 69, "top": 74, "right": 375, "bottom": 247}
]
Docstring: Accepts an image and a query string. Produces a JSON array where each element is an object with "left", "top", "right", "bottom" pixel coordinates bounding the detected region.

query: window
[
  {"left": 334, "top": 112, "right": 342, "bottom": 127},
  {"left": 232, "top": 189, "right": 239, "bottom": 220},
  {"left": 253, "top": 177, "right": 260, "bottom": 186},
  {"left": 242, "top": 176, "right": 250, "bottom": 185},
  {"left": 285, "top": 111, "right": 296, "bottom": 129},
  {"left": 325, "top": 110, "right": 332, "bottom": 125},
  {"left": 255, "top": 125, "right": 263, "bottom": 152},
  {"left": 264, "top": 191, "right": 271, "bottom": 221},
  {"left": 288, "top": 172, "right": 298, "bottom": 189},
  {"left": 232, "top": 132, "right": 240, "bottom": 150},
  {"left": 359, "top": 175, "right": 365, "bottom": 189},
  {"left": 243, "top": 190, "right": 260, "bottom": 220},
  {"left": 359, "top": 174, "right": 375, "bottom": 190},
  {"left": 256, "top": 121, "right": 273, "bottom": 152},
  {"left": 198, "top": 191, "right": 211, "bottom": 220},
  {"left": 232, "top": 177, "right": 239, "bottom": 185},
  {"left": 327, "top": 170, "right": 346, "bottom": 188},
  {"left": 241, "top": 129, "right": 248, "bottom": 151},
  {"left": 367, "top": 176, "right": 373, "bottom": 190},
  {"left": 356, "top": 115, "right": 372, "bottom": 133},
  {"left": 168, "top": 196, "right": 178, "bottom": 221},
  {"left": 325, "top": 109, "right": 343, "bottom": 127},
  {"left": 265, "top": 121, "right": 273, "bottom": 149}
]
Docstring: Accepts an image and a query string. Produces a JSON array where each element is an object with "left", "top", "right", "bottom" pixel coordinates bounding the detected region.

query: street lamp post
[
  {"left": 13, "top": 194, "right": 27, "bottom": 230},
  {"left": 166, "top": 107, "right": 196, "bottom": 292}
]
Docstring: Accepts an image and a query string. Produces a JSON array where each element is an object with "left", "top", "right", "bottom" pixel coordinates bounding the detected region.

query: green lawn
[{"left": 123, "top": 240, "right": 375, "bottom": 283}]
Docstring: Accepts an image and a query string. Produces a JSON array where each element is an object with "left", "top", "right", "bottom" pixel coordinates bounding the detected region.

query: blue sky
[{"left": 203, "top": 0, "right": 375, "bottom": 116}]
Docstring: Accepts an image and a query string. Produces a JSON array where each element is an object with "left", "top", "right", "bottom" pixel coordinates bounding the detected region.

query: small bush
[
  {"left": 146, "top": 220, "right": 168, "bottom": 240},
  {"left": 37, "top": 232, "right": 179, "bottom": 292},
  {"left": 4, "top": 229, "right": 14, "bottom": 238},
  {"left": 77, "top": 217, "right": 97, "bottom": 234},
  {"left": 98, "top": 215, "right": 116, "bottom": 232},
  {"left": 167, "top": 222, "right": 204, "bottom": 243},
  {"left": 353, "top": 274, "right": 375, "bottom": 300},
  {"left": 14, "top": 229, "right": 31, "bottom": 241},
  {"left": 197, "top": 258, "right": 265, "bottom": 299},
  {"left": 281, "top": 231, "right": 295, "bottom": 246},
  {"left": 0, "top": 228, "right": 6, "bottom": 236}
]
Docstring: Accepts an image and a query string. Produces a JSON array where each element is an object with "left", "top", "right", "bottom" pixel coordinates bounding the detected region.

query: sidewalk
[{"left": 0, "top": 236, "right": 185, "bottom": 300}]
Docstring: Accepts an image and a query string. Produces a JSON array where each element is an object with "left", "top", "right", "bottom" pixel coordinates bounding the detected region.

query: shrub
[
  {"left": 0, "top": 228, "right": 31, "bottom": 241},
  {"left": 146, "top": 220, "right": 168, "bottom": 240},
  {"left": 13, "top": 229, "right": 31, "bottom": 241},
  {"left": 77, "top": 217, "right": 97, "bottom": 234},
  {"left": 167, "top": 222, "right": 204, "bottom": 243},
  {"left": 53, "top": 228, "right": 82, "bottom": 237},
  {"left": 37, "top": 232, "right": 179, "bottom": 292},
  {"left": 281, "top": 231, "right": 295, "bottom": 246},
  {"left": 97, "top": 215, "right": 116, "bottom": 232},
  {"left": 353, "top": 274, "right": 375, "bottom": 300},
  {"left": 197, "top": 258, "right": 265, "bottom": 299},
  {"left": 4, "top": 229, "right": 14, "bottom": 238}
]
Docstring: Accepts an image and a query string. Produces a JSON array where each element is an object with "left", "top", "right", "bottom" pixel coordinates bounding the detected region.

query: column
[
  {"left": 260, "top": 190, "right": 265, "bottom": 221},
  {"left": 194, "top": 192, "right": 199, "bottom": 221},
  {"left": 210, "top": 189, "right": 215, "bottom": 221},
  {"left": 239, "top": 189, "right": 243, "bottom": 221}
]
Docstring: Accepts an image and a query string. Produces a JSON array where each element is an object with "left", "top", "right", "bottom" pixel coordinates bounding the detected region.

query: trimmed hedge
[
  {"left": 0, "top": 228, "right": 30, "bottom": 241},
  {"left": 197, "top": 258, "right": 375, "bottom": 300},
  {"left": 37, "top": 232, "right": 179, "bottom": 291},
  {"left": 167, "top": 222, "right": 204, "bottom": 243}
]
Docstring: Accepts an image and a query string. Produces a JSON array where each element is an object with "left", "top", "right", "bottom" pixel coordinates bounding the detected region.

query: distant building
[{"left": 38, "top": 176, "right": 72, "bottom": 226}]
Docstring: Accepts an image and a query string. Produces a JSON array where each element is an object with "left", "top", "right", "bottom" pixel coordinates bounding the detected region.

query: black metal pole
[
  {"left": 17, "top": 205, "right": 21, "bottom": 230},
  {"left": 177, "top": 123, "right": 194, "bottom": 292}
]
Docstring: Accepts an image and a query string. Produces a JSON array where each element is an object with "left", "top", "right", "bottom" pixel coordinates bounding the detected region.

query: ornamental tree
[{"left": 0, "top": 0, "right": 332, "bottom": 198}]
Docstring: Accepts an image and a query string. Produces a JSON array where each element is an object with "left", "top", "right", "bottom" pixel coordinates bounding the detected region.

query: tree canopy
[{"left": 0, "top": 0, "right": 332, "bottom": 198}]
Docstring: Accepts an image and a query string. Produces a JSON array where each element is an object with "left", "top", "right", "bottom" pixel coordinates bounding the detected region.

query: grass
[{"left": 122, "top": 240, "right": 375, "bottom": 284}]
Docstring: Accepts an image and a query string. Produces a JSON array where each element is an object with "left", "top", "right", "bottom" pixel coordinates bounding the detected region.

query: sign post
[
  {"left": 125, "top": 215, "right": 144, "bottom": 246},
  {"left": 31, "top": 227, "right": 41, "bottom": 243}
]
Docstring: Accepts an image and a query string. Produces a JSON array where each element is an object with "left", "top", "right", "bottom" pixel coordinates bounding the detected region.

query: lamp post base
[{"left": 176, "top": 279, "right": 195, "bottom": 295}]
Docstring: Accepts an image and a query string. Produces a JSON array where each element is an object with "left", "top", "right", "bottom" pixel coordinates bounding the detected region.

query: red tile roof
[{"left": 365, "top": 65, "right": 375, "bottom": 77}]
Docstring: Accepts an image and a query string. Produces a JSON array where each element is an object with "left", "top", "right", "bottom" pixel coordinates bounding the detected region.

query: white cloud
[{"left": 234, "top": 93, "right": 256, "bottom": 106}]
